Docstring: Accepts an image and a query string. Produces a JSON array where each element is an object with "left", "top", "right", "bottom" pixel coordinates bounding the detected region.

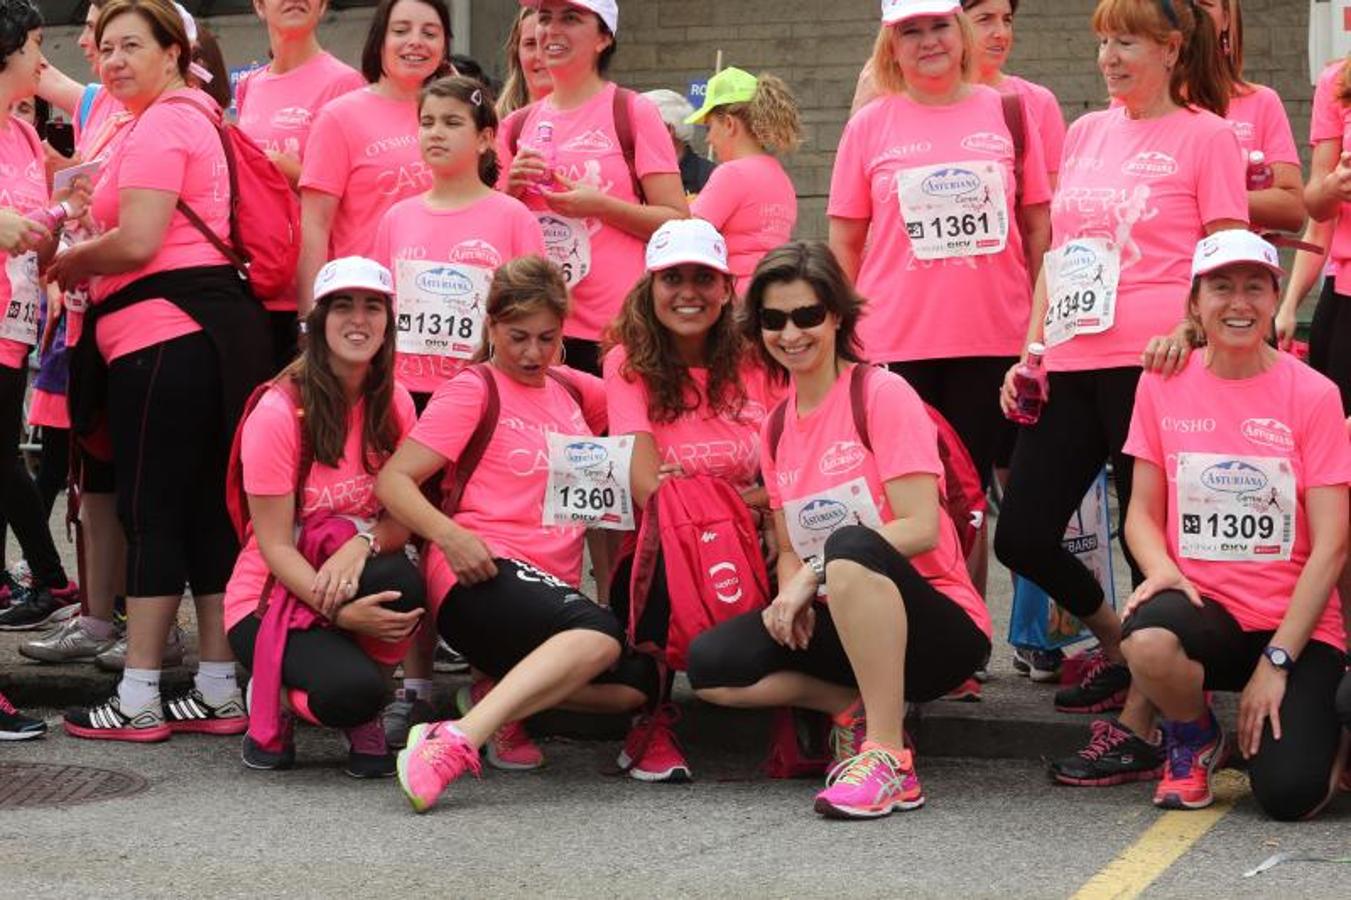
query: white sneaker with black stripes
[{"left": 162, "top": 687, "right": 249, "bottom": 736}]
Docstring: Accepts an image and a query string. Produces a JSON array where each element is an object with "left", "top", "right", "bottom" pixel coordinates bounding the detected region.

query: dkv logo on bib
[{"left": 1199, "top": 460, "right": 1268, "bottom": 493}]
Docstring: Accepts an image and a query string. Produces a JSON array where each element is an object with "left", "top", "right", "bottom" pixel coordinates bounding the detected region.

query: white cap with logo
[
  {"left": 645, "top": 219, "right": 730, "bottom": 274},
  {"left": 1191, "top": 231, "right": 1285, "bottom": 281},
  {"left": 519, "top": 0, "right": 619, "bottom": 35},
  {"left": 313, "top": 256, "right": 395, "bottom": 304},
  {"left": 881, "top": 0, "right": 962, "bottom": 24}
]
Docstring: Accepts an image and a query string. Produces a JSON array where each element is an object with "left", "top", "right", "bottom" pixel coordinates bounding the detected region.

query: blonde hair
[
  {"left": 496, "top": 7, "right": 536, "bottom": 118},
  {"left": 869, "top": 13, "right": 977, "bottom": 96},
  {"left": 713, "top": 74, "right": 803, "bottom": 154}
]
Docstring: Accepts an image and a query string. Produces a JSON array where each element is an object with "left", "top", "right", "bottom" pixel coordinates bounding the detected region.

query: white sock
[
  {"left": 79, "top": 616, "right": 116, "bottom": 641},
  {"left": 195, "top": 661, "right": 239, "bottom": 705},
  {"left": 118, "top": 668, "right": 160, "bottom": 712},
  {"left": 403, "top": 678, "right": 433, "bottom": 701}
]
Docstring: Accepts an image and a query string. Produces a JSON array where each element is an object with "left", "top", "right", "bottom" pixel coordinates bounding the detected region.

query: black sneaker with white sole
[
  {"left": 0, "top": 587, "right": 78, "bottom": 631},
  {"left": 0, "top": 691, "right": 46, "bottom": 740},
  {"left": 64, "top": 694, "right": 172, "bottom": 742}
]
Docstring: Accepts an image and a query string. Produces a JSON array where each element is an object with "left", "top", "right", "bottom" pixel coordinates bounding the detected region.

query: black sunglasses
[{"left": 759, "top": 304, "right": 828, "bottom": 331}]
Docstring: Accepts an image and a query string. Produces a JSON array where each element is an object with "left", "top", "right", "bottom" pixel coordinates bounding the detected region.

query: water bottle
[
  {"left": 1246, "top": 150, "right": 1273, "bottom": 191},
  {"left": 57, "top": 234, "right": 90, "bottom": 313},
  {"left": 528, "top": 121, "right": 556, "bottom": 195},
  {"left": 26, "top": 200, "right": 73, "bottom": 233},
  {"left": 1007, "top": 342, "right": 1049, "bottom": 426}
]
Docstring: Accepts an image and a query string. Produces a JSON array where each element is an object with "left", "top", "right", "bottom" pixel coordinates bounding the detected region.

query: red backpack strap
[
  {"left": 545, "top": 367, "right": 584, "bottom": 408},
  {"left": 613, "top": 87, "right": 646, "bottom": 204},
  {"left": 847, "top": 364, "right": 873, "bottom": 452},
  {"left": 765, "top": 398, "right": 789, "bottom": 467},
  {"left": 440, "top": 364, "right": 501, "bottom": 515},
  {"left": 1000, "top": 92, "right": 1027, "bottom": 236}
]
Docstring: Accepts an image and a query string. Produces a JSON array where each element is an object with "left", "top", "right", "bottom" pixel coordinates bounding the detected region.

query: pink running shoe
[
  {"left": 828, "top": 700, "right": 866, "bottom": 765},
  {"left": 455, "top": 678, "right": 544, "bottom": 771},
  {"left": 618, "top": 704, "right": 691, "bottom": 783},
  {"left": 815, "top": 741, "right": 926, "bottom": 819},
  {"left": 397, "top": 721, "right": 482, "bottom": 814}
]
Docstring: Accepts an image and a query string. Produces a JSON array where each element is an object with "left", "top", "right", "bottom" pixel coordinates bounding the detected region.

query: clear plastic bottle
[
  {"left": 1246, "top": 150, "right": 1274, "bottom": 191},
  {"left": 528, "top": 121, "right": 556, "bottom": 195},
  {"left": 1007, "top": 342, "right": 1049, "bottom": 426}
]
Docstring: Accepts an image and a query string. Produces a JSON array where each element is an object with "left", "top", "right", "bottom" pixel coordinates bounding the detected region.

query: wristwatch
[
  {"left": 805, "top": 555, "right": 826, "bottom": 583},
  {"left": 1262, "top": 645, "right": 1294, "bottom": 672},
  {"left": 355, "top": 531, "right": 380, "bottom": 557}
]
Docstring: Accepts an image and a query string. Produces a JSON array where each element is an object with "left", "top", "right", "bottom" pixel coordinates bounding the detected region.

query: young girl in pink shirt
[
  {"left": 685, "top": 69, "right": 801, "bottom": 297},
  {"left": 688, "top": 242, "right": 991, "bottom": 821}
]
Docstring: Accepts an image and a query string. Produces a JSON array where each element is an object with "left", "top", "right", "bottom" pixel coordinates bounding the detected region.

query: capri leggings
[
  {"left": 994, "top": 367, "right": 1144, "bottom": 619},
  {"left": 887, "top": 356, "right": 1017, "bottom": 492},
  {"left": 687, "top": 526, "right": 990, "bottom": 702},
  {"left": 0, "top": 362, "right": 67, "bottom": 590},
  {"left": 228, "top": 553, "right": 426, "bottom": 728},
  {"left": 1308, "top": 281, "right": 1351, "bottom": 414},
  {"left": 1122, "top": 590, "right": 1345, "bottom": 821},
  {"left": 438, "top": 557, "right": 658, "bottom": 700}
]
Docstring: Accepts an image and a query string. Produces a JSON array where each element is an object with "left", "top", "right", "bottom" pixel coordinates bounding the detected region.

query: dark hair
[
  {"left": 360, "top": 0, "right": 453, "bottom": 85},
  {"left": 285, "top": 290, "right": 400, "bottom": 472},
  {"left": 597, "top": 25, "right": 616, "bottom": 75},
  {"left": 0, "top": 0, "right": 41, "bottom": 71},
  {"left": 192, "top": 25, "right": 232, "bottom": 109},
  {"left": 742, "top": 241, "right": 866, "bottom": 384},
  {"left": 449, "top": 53, "right": 490, "bottom": 88},
  {"left": 961, "top": 0, "right": 1020, "bottom": 11},
  {"left": 95, "top": 0, "right": 192, "bottom": 81},
  {"left": 1091, "top": 0, "right": 1232, "bottom": 117},
  {"left": 419, "top": 75, "right": 500, "bottom": 186}
]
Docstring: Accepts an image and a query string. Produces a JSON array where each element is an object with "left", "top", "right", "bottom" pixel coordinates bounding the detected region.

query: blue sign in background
[{"left": 686, "top": 79, "right": 708, "bottom": 112}]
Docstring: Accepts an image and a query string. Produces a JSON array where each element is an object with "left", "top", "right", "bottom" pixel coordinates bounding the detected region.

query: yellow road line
[{"left": 1070, "top": 770, "right": 1248, "bottom": 900}]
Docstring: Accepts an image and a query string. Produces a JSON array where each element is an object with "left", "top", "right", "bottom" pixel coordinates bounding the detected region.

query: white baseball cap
[
  {"left": 881, "top": 0, "right": 962, "bottom": 24},
  {"left": 313, "top": 256, "right": 395, "bottom": 304},
  {"left": 1191, "top": 231, "right": 1285, "bottom": 281},
  {"left": 519, "top": 1, "right": 619, "bottom": 36},
  {"left": 646, "top": 219, "right": 730, "bottom": 274}
]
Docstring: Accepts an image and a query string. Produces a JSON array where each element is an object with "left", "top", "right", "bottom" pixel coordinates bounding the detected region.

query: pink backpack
[{"left": 626, "top": 475, "right": 770, "bottom": 671}]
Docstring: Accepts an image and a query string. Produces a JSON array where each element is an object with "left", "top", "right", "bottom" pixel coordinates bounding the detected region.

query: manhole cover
[{"left": 0, "top": 762, "right": 149, "bottom": 809}]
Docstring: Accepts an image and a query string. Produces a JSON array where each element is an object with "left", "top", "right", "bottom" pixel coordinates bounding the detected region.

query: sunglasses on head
[{"left": 759, "top": 303, "right": 828, "bottom": 331}]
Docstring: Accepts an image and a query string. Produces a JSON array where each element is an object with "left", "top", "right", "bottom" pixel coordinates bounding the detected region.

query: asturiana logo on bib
[
  {"left": 707, "top": 561, "right": 743, "bottom": 604},
  {"left": 564, "top": 441, "right": 609, "bottom": 470},
  {"left": 1122, "top": 151, "right": 1178, "bottom": 178},
  {"left": 539, "top": 215, "right": 574, "bottom": 245},
  {"left": 961, "top": 132, "right": 1012, "bottom": 155},
  {"left": 921, "top": 167, "right": 982, "bottom": 198},
  {"left": 1058, "top": 241, "right": 1101, "bottom": 279},
  {"left": 415, "top": 266, "right": 475, "bottom": 298},
  {"left": 819, "top": 441, "right": 866, "bottom": 476},
  {"left": 1241, "top": 418, "right": 1294, "bottom": 451},
  {"left": 798, "top": 498, "right": 847, "bottom": 532},
  {"left": 1200, "top": 460, "right": 1268, "bottom": 493}
]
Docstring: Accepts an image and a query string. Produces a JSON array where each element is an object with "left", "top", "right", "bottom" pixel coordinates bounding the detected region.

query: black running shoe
[
  {"left": 1051, "top": 719, "right": 1163, "bottom": 786},
  {"left": 1053, "top": 651, "right": 1130, "bottom": 713},
  {"left": 0, "top": 587, "right": 77, "bottom": 631},
  {"left": 0, "top": 691, "right": 46, "bottom": 740}
]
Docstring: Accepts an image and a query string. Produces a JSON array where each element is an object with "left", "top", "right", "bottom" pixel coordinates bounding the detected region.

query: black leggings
[
  {"left": 0, "top": 364, "right": 66, "bottom": 589},
  {"left": 0, "top": 425, "right": 69, "bottom": 564},
  {"left": 687, "top": 526, "right": 990, "bottom": 702},
  {"left": 1308, "top": 280, "right": 1351, "bottom": 414},
  {"left": 438, "top": 557, "right": 657, "bottom": 700},
  {"left": 268, "top": 310, "right": 299, "bottom": 375},
  {"left": 1122, "top": 590, "right": 1345, "bottom": 821},
  {"left": 994, "top": 367, "right": 1144, "bottom": 618},
  {"left": 887, "top": 356, "right": 1017, "bottom": 491},
  {"left": 228, "top": 554, "right": 425, "bottom": 729},
  {"left": 108, "top": 333, "right": 237, "bottom": 597}
]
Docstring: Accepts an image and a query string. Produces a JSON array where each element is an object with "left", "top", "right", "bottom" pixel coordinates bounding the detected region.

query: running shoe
[
  {"left": 618, "top": 704, "right": 691, "bottom": 783},
  {"left": 345, "top": 718, "right": 396, "bottom": 778},
  {"left": 941, "top": 677, "right": 983, "bottom": 702},
  {"left": 383, "top": 687, "right": 436, "bottom": 751},
  {"left": 95, "top": 625, "right": 187, "bottom": 672},
  {"left": 435, "top": 639, "right": 471, "bottom": 674},
  {"left": 828, "top": 700, "right": 866, "bottom": 765},
  {"left": 814, "top": 741, "right": 925, "bottom": 819},
  {"left": 1053, "top": 650, "right": 1130, "bottom": 713},
  {"left": 455, "top": 678, "right": 544, "bottom": 771},
  {"left": 973, "top": 647, "right": 991, "bottom": 683},
  {"left": 0, "top": 582, "right": 79, "bottom": 631},
  {"left": 397, "top": 721, "right": 482, "bottom": 813},
  {"left": 0, "top": 690, "right": 46, "bottom": 740},
  {"left": 1013, "top": 646, "right": 1065, "bottom": 683},
  {"left": 1154, "top": 711, "right": 1224, "bottom": 810},
  {"left": 64, "top": 694, "right": 171, "bottom": 743},
  {"left": 162, "top": 687, "right": 248, "bottom": 735},
  {"left": 0, "top": 569, "right": 26, "bottom": 609},
  {"left": 241, "top": 721, "right": 296, "bottom": 771},
  {"left": 1050, "top": 718, "right": 1163, "bottom": 786},
  {"left": 19, "top": 617, "right": 118, "bottom": 662}
]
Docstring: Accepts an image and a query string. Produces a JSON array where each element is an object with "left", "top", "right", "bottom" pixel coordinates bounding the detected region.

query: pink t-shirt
[
  {"left": 300, "top": 88, "right": 432, "bottom": 260},
  {"left": 762, "top": 366, "right": 990, "bottom": 636},
  {"left": 409, "top": 365, "right": 608, "bottom": 605},
  {"left": 1048, "top": 106, "right": 1247, "bottom": 372},
  {"left": 1227, "top": 84, "right": 1299, "bottom": 167},
  {"left": 371, "top": 192, "right": 546, "bottom": 395},
  {"left": 1001, "top": 75, "right": 1066, "bottom": 180},
  {"left": 497, "top": 83, "right": 680, "bottom": 341},
  {"left": 87, "top": 91, "right": 232, "bottom": 362},
  {"left": 690, "top": 154, "right": 797, "bottom": 294},
  {"left": 1309, "top": 62, "right": 1351, "bottom": 292},
  {"left": 0, "top": 117, "right": 48, "bottom": 369},
  {"left": 603, "top": 344, "right": 785, "bottom": 491},
  {"left": 828, "top": 86, "right": 1053, "bottom": 362},
  {"left": 1124, "top": 354, "right": 1351, "bottom": 651},
  {"left": 237, "top": 53, "right": 365, "bottom": 311},
  {"left": 223, "top": 383, "right": 418, "bottom": 630}
]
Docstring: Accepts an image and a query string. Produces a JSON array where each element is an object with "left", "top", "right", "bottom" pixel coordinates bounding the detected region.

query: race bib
[
  {"left": 537, "top": 213, "right": 591, "bottom": 288},
  {"left": 783, "top": 477, "right": 884, "bottom": 562},
  {"left": 1, "top": 252, "right": 40, "bottom": 346},
  {"left": 394, "top": 260, "right": 490, "bottom": 359},
  {"left": 1176, "top": 452, "right": 1296, "bottom": 562},
  {"left": 897, "top": 161, "right": 1008, "bottom": 260},
  {"left": 542, "top": 433, "right": 634, "bottom": 531},
  {"left": 1042, "top": 239, "right": 1120, "bottom": 348}
]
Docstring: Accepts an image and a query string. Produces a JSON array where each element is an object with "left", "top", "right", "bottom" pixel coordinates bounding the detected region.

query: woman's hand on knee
[
  {"left": 762, "top": 565, "right": 818, "bottom": 650},
  {"left": 312, "top": 538, "right": 369, "bottom": 619},
  {"left": 1238, "top": 662, "right": 1287, "bottom": 759},
  {"left": 1124, "top": 571, "right": 1200, "bottom": 619},
  {"left": 334, "top": 591, "right": 423, "bottom": 641},
  {"left": 439, "top": 527, "right": 498, "bottom": 586}
]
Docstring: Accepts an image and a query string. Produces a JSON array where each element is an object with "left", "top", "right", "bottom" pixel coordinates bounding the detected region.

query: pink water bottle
[
  {"left": 1007, "top": 342, "right": 1048, "bottom": 426},
  {"left": 26, "top": 200, "right": 73, "bottom": 233},
  {"left": 1246, "top": 150, "right": 1273, "bottom": 191},
  {"left": 528, "top": 121, "right": 556, "bottom": 195}
]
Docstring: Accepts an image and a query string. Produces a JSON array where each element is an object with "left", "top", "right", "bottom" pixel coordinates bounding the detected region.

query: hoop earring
[
  {"left": 486, "top": 341, "right": 496, "bottom": 361},
  {"left": 557, "top": 341, "right": 567, "bottom": 367}
]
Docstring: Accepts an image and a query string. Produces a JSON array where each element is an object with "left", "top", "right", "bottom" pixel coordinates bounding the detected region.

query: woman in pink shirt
[
  {"left": 1115, "top": 231, "right": 1350, "bottom": 819},
  {"left": 296, "top": 0, "right": 451, "bottom": 314},
  {"left": 686, "top": 68, "right": 801, "bottom": 296},
  {"left": 993, "top": 0, "right": 1247, "bottom": 715},
  {"left": 688, "top": 242, "right": 992, "bottom": 821},
  {"left": 496, "top": 6, "right": 552, "bottom": 119},
  {"left": 499, "top": 0, "right": 687, "bottom": 376},
  {"left": 50, "top": 0, "right": 273, "bottom": 744},
  {"left": 227, "top": 257, "right": 424, "bottom": 776},
  {"left": 828, "top": 0, "right": 1052, "bottom": 518}
]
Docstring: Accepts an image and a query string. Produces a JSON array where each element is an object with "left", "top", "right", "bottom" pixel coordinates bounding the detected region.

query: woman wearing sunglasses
[{"left": 686, "top": 242, "right": 991, "bottom": 820}]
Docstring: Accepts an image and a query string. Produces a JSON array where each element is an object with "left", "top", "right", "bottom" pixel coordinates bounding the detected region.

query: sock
[
  {"left": 403, "top": 678, "right": 433, "bottom": 701},
  {"left": 195, "top": 661, "right": 239, "bottom": 706},
  {"left": 118, "top": 667, "right": 161, "bottom": 712},
  {"left": 78, "top": 615, "right": 116, "bottom": 641}
]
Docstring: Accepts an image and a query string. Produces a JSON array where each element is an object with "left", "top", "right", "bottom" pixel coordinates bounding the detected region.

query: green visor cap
[{"left": 685, "top": 67, "right": 759, "bottom": 125}]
